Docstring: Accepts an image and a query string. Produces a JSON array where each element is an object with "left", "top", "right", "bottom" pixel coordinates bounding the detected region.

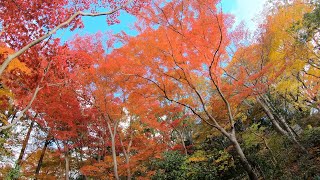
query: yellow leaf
[
  {"left": 0, "top": 113, "right": 8, "bottom": 125},
  {"left": 7, "top": 58, "right": 31, "bottom": 75},
  {"left": 0, "top": 45, "right": 31, "bottom": 75}
]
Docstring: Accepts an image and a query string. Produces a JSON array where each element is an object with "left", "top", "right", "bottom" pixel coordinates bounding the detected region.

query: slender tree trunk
[
  {"left": 65, "top": 152, "right": 70, "bottom": 180},
  {"left": 119, "top": 134, "right": 132, "bottom": 180},
  {"left": 277, "top": 115, "right": 297, "bottom": 138},
  {"left": 257, "top": 98, "right": 289, "bottom": 136},
  {"left": 16, "top": 121, "right": 34, "bottom": 167},
  {"left": 179, "top": 131, "right": 188, "bottom": 156},
  {"left": 35, "top": 137, "right": 50, "bottom": 179},
  {"left": 107, "top": 120, "right": 119, "bottom": 180},
  {"left": 97, "top": 146, "right": 101, "bottom": 163},
  {"left": 124, "top": 153, "right": 131, "bottom": 180},
  {"left": 111, "top": 135, "right": 119, "bottom": 180},
  {"left": 230, "top": 135, "right": 258, "bottom": 180},
  {"left": 212, "top": 104, "right": 259, "bottom": 179},
  {"left": 258, "top": 97, "right": 307, "bottom": 152},
  {"left": 214, "top": 123, "right": 259, "bottom": 180}
]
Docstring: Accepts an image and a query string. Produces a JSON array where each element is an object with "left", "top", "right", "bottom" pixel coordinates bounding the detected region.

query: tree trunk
[
  {"left": 65, "top": 152, "right": 70, "bottom": 180},
  {"left": 124, "top": 153, "right": 131, "bottom": 180},
  {"left": 119, "top": 132, "right": 133, "bottom": 180},
  {"left": 179, "top": 131, "right": 188, "bottom": 156},
  {"left": 120, "top": 138, "right": 132, "bottom": 180},
  {"left": 111, "top": 136, "right": 119, "bottom": 180},
  {"left": 230, "top": 136, "right": 259, "bottom": 180},
  {"left": 97, "top": 146, "right": 101, "bottom": 163},
  {"left": 277, "top": 115, "right": 297, "bottom": 138},
  {"left": 107, "top": 120, "right": 119, "bottom": 180},
  {"left": 205, "top": 108, "right": 259, "bottom": 179},
  {"left": 277, "top": 119, "right": 308, "bottom": 153},
  {"left": 35, "top": 137, "right": 50, "bottom": 179},
  {"left": 257, "top": 98, "right": 289, "bottom": 136},
  {"left": 258, "top": 97, "right": 307, "bottom": 152},
  {"left": 16, "top": 121, "right": 34, "bottom": 167}
]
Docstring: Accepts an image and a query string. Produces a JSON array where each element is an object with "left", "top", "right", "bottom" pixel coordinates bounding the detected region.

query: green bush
[
  {"left": 301, "top": 127, "right": 320, "bottom": 148},
  {"left": 151, "top": 151, "right": 186, "bottom": 180}
]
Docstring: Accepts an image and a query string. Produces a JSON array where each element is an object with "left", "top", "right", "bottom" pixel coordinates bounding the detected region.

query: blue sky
[
  {"left": 221, "top": 0, "right": 267, "bottom": 31},
  {"left": 56, "top": 0, "right": 267, "bottom": 42}
]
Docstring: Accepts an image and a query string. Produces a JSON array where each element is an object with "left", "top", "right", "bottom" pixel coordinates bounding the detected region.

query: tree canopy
[{"left": 0, "top": 0, "right": 320, "bottom": 179}]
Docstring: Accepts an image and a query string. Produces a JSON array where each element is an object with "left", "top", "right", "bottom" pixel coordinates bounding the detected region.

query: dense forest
[{"left": 0, "top": 0, "right": 320, "bottom": 179}]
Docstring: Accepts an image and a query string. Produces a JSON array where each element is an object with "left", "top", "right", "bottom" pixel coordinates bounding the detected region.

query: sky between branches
[{"left": 55, "top": 0, "right": 267, "bottom": 42}]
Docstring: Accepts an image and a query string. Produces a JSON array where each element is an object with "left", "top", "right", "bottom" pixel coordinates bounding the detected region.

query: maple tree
[
  {"left": 1, "top": 0, "right": 320, "bottom": 179},
  {"left": 0, "top": 0, "right": 149, "bottom": 131},
  {"left": 115, "top": 0, "right": 259, "bottom": 179},
  {"left": 64, "top": 33, "right": 167, "bottom": 179}
]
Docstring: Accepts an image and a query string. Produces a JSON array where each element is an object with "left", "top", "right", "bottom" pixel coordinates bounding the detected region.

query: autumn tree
[
  {"left": 0, "top": 0, "right": 149, "bottom": 131},
  {"left": 116, "top": 0, "right": 259, "bottom": 179},
  {"left": 2, "top": 37, "right": 97, "bottom": 178},
  {"left": 226, "top": 1, "right": 319, "bottom": 153},
  {"left": 2, "top": 0, "right": 320, "bottom": 179},
  {"left": 67, "top": 33, "right": 168, "bottom": 179}
]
